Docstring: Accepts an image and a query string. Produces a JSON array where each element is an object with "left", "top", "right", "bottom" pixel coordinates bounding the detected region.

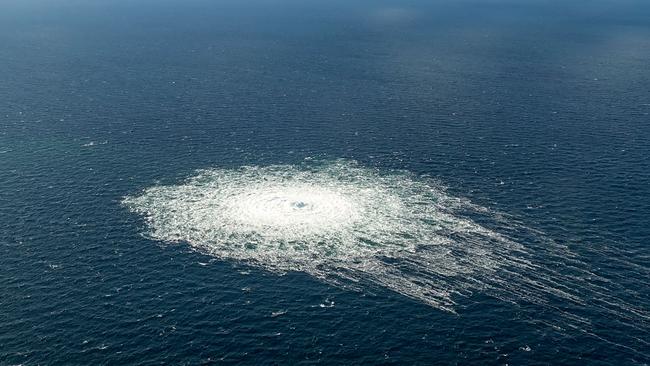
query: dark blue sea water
[{"left": 1, "top": 0, "right": 649, "bottom": 364}]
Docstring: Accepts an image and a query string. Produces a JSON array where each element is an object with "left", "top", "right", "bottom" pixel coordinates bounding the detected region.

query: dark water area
[{"left": 1, "top": 0, "right": 649, "bottom": 364}]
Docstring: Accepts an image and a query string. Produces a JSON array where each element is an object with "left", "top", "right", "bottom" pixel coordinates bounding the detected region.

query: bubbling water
[
  {"left": 123, "top": 160, "right": 531, "bottom": 309},
  {"left": 227, "top": 184, "right": 362, "bottom": 235},
  {"left": 123, "top": 159, "right": 649, "bottom": 356}
]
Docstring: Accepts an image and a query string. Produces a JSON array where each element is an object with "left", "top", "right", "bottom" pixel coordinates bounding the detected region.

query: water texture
[{"left": 1, "top": 0, "right": 650, "bottom": 364}]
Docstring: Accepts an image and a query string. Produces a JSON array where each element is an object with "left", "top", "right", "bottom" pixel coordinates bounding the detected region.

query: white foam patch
[
  {"left": 123, "top": 160, "right": 515, "bottom": 309},
  {"left": 123, "top": 159, "right": 649, "bottom": 356}
]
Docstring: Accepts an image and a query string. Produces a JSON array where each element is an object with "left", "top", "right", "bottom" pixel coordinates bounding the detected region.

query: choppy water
[{"left": 2, "top": 0, "right": 650, "bottom": 364}]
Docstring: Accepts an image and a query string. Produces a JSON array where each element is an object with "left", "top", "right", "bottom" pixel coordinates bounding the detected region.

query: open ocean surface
[{"left": 1, "top": 0, "right": 649, "bottom": 364}]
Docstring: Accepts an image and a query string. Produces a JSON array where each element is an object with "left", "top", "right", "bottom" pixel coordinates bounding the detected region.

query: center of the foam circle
[{"left": 292, "top": 201, "right": 308, "bottom": 209}]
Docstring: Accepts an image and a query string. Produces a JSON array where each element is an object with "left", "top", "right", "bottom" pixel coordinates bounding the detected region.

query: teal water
[{"left": 1, "top": 0, "right": 649, "bottom": 364}]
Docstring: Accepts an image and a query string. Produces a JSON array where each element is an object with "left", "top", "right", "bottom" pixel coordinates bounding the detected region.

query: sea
[{"left": 1, "top": 0, "right": 649, "bottom": 364}]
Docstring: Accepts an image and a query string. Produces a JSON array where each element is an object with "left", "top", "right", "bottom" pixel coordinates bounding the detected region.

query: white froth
[
  {"left": 123, "top": 159, "right": 650, "bottom": 357},
  {"left": 123, "top": 160, "right": 518, "bottom": 308},
  {"left": 227, "top": 184, "right": 361, "bottom": 234}
]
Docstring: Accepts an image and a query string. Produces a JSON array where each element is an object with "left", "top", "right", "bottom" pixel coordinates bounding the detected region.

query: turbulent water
[
  {"left": 3, "top": 0, "right": 650, "bottom": 364},
  {"left": 124, "top": 159, "right": 649, "bottom": 356},
  {"left": 125, "top": 160, "right": 514, "bottom": 311}
]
